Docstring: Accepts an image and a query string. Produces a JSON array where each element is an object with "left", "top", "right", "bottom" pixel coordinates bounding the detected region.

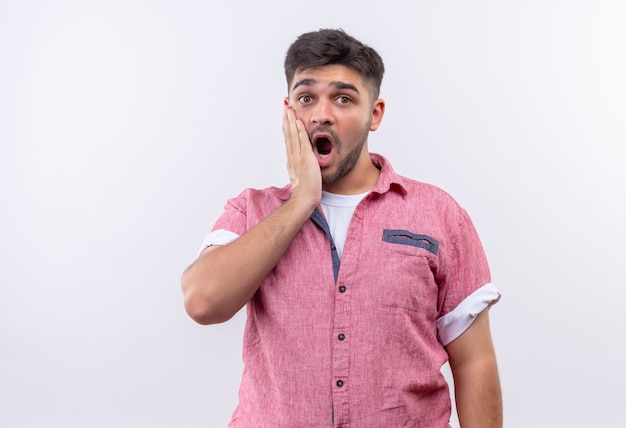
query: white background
[{"left": 1, "top": 1, "right": 625, "bottom": 427}]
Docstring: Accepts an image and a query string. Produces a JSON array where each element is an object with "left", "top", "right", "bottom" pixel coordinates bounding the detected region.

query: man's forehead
[{"left": 290, "top": 65, "right": 365, "bottom": 92}]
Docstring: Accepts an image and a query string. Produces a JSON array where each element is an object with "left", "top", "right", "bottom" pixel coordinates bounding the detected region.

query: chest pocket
[
  {"left": 376, "top": 229, "right": 440, "bottom": 315},
  {"left": 382, "top": 229, "right": 439, "bottom": 255}
]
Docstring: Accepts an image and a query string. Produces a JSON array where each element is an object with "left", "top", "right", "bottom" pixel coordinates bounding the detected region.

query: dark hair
[{"left": 284, "top": 29, "right": 385, "bottom": 99}]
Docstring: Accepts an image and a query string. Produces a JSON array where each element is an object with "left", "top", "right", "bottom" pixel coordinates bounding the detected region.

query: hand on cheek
[{"left": 282, "top": 104, "right": 322, "bottom": 209}]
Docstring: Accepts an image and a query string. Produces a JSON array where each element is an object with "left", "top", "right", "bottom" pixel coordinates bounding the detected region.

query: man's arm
[
  {"left": 446, "top": 309, "right": 503, "bottom": 428},
  {"left": 181, "top": 108, "right": 320, "bottom": 325}
]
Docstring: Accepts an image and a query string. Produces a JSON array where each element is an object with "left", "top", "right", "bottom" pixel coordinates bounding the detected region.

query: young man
[{"left": 182, "top": 29, "right": 502, "bottom": 427}]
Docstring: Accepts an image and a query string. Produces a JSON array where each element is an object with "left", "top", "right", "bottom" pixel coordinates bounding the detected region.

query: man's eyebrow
[
  {"left": 292, "top": 79, "right": 361, "bottom": 94},
  {"left": 331, "top": 81, "right": 360, "bottom": 93},
  {"left": 292, "top": 78, "right": 316, "bottom": 91}
]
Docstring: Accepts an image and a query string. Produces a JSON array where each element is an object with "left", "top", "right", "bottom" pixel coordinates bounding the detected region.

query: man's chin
[{"left": 321, "top": 167, "right": 349, "bottom": 188}]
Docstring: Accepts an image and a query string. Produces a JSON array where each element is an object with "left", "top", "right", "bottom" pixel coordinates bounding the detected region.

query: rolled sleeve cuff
[
  {"left": 437, "top": 282, "right": 501, "bottom": 346},
  {"left": 197, "top": 229, "right": 240, "bottom": 257}
]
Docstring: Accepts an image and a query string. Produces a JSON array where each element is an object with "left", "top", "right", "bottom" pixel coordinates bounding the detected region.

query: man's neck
[{"left": 322, "top": 155, "right": 380, "bottom": 195}]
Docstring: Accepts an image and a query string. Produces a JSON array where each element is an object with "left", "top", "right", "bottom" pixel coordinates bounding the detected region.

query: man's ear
[
  {"left": 369, "top": 98, "right": 385, "bottom": 132},
  {"left": 283, "top": 97, "right": 289, "bottom": 107}
]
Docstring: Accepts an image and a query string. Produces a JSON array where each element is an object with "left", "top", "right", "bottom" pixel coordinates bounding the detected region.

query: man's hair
[{"left": 284, "top": 29, "right": 385, "bottom": 99}]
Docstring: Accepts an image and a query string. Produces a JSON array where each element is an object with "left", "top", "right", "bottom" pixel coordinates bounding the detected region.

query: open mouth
[{"left": 314, "top": 136, "right": 333, "bottom": 156}]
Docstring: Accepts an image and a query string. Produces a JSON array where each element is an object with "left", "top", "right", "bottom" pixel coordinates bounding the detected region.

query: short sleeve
[
  {"left": 193, "top": 193, "right": 250, "bottom": 257},
  {"left": 436, "top": 204, "right": 500, "bottom": 344},
  {"left": 211, "top": 194, "right": 250, "bottom": 236},
  {"left": 198, "top": 186, "right": 289, "bottom": 256}
]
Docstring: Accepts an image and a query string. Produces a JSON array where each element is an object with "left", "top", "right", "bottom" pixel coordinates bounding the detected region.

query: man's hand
[{"left": 282, "top": 106, "right": 322, "bottom": 210}]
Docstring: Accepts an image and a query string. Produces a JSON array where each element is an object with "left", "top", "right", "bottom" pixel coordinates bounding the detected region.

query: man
[{"left": 182, "top": 29, "right": 502, "bottom": 427}]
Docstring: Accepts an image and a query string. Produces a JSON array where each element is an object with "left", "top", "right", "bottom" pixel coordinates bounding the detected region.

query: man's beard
[{"left": 321, "top": 124, "right": 370, "bottom": 187}]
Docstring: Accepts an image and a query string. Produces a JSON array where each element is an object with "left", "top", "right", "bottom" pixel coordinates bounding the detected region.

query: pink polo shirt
[{"left": 208, "top": 154, "right": 499, "bottom": 427}]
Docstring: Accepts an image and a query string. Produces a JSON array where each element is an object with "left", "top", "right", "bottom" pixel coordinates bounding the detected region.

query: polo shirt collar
[{"left": 370, "top": 153, "right": 408, "bottom": 196}]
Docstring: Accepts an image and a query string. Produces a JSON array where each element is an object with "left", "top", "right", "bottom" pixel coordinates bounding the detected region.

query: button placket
[{"left": 331, "top": 286, "right": 351, "bottom": 424}]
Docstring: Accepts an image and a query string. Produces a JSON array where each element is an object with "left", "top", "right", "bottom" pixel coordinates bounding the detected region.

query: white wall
[{"left": 1, "top": 1, "right": 624, "bottom": 427}]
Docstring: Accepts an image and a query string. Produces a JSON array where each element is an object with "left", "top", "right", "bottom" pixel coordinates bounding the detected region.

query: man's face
[{"left": 285, "top": 64, "right": 384, "bottom": 193}]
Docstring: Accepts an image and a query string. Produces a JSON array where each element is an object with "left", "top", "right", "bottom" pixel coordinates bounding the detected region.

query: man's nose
[{"left": 311, "top": 98, "right": 334, "bottom": 125}]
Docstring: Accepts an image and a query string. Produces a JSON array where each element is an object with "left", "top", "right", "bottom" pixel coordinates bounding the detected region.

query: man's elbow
[
  {"left": 183, "top": 290, "right": 235, "bottom": 325},
  {"left": 181, "top": 270, "right": 234, "bottom": 325}
]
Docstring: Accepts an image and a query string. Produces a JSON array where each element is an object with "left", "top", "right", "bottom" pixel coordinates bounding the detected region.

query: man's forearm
[{"left": 181, "top": 195, "right": 316, "bottom": 325}]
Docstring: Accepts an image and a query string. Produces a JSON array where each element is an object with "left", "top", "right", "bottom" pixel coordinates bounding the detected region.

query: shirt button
[
  {"left": 338, "top": 285, "right": 346, "bottom": 293},
  {"left": 336, "top": 380, "right": 344, "bottom": 387},
  {"left": 338, "top": 333, "right": 345, "bottom": 341},
  {"left": 331, "top": 244, "right": 336, "bottom": 251}
]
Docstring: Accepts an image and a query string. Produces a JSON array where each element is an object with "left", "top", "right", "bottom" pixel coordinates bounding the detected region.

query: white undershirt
[{"left": 319, "top": 190, "right": 369, "bottom": 259}]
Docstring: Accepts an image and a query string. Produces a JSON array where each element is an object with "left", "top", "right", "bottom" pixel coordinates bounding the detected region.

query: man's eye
[
  {"left": 298, "top": 95, "right": 313, "bottom": 104},
  {"left": 336, "top": 96, "right": 351, "bottom": 104}
]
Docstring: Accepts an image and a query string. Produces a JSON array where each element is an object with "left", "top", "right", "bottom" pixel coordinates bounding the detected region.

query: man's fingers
[
  {"left": 283, "top": 107, "right": 312, "bottom": 159},
  {"left": 282, "top": 107, "right": 294, "bottom": 157},
  {"left": 295, "top": 118, "right": 311, "bottom": 153},
  {"left": 281, "top": 106, "right": 322, "bottom": 205}
]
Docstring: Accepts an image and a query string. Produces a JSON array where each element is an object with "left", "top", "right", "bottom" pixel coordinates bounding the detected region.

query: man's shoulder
[
  {"left": 234, "top": 184, "right": 291, "bottom": 199},
  {"left": 226, "top": 184, "right": 291, "bottom": 212},
  {"left": 390, "top": 172, "right": 459, "bottom": 206},
  {"left": 372, "top": 153, "right": 459, "bottom": 206}
]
